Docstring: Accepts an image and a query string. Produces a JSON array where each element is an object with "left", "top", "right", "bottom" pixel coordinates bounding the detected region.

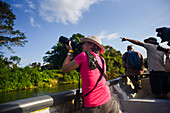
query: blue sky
[{"left": 2, "top": 0, "right": 170, "bottom": 67}]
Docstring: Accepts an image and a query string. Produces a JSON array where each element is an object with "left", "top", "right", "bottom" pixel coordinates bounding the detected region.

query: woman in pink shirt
[{"left": 62, "top": 36, "right": 121, "bottom": 113}]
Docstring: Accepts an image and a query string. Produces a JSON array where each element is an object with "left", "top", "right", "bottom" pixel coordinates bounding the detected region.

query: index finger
[{"left": 68, "top": 40, "right": 71, "bottom": 46}]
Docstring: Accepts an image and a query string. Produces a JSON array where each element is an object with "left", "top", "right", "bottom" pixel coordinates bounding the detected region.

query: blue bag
[{"left": 126, "top": 51, "right": 142, "bottom": 69}]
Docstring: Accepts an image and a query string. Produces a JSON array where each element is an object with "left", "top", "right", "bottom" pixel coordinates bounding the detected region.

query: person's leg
[
  {"left": 134, "top": 75, "right": 141, "bottom": 90},
  {"left": 149, "top": 71, "right": 163, "bottom": 99},
  {"left": 161, "top": 72, "right": 170, "bottom": 99},
  {"left": 168, "top": 72, "right": 170, "bottom": 84},
  {"left": 128, "top": 76, "right": 135, "bottom": 86},
  {"left": 128, "top": 76, "right": 140, "bottom": 92}
]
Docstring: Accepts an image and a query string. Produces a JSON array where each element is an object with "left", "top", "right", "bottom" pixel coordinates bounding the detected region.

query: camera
[
  {"left": 156, "top": 27, "right": 170, "bottom": 42},
  {"left": 156, "top": 27, "right": 170, "bottom": 53},
  {"left": 59, "top": 36, "right": 82, "bottom": 51}
]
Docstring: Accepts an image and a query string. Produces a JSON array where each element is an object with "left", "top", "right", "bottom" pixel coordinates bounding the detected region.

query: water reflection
[{"left": 0, "top": 83, "right": 79, "bottom": 104}]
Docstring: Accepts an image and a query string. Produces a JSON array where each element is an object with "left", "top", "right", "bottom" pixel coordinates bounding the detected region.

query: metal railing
[{"left": 0, "top": 76, "right": 124, "bottom": 113}]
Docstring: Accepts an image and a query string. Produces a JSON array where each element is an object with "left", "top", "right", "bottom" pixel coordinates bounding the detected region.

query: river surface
[{"left": 0, "top": 83, "right": 79, "bottom": 104}]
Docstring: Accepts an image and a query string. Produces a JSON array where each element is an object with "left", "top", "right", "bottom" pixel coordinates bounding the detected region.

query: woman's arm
[
  {"left": 62, "top": 56, "right": 79, "bottom": 73},
  {"left": 62, "top": 40, "right": 79, "bottom": 73}
]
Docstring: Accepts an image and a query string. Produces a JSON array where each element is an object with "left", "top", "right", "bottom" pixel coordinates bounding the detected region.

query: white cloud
[
  {"left": 13, "top": 4, "right": 22, "bottom": 8},
  {"left": 39, "top": 0, "right": 99, "bottom": 24},
  {"left": 30, "top": 17, "right": 41, "bottom": 27},
  {"left": 26, "top": 0, "right": 36, "bottom": 9},
  {"left": 98, "top": 31, "right": 119, "bottom": 40},
  {"left": 19, "top": 58, "right": 29, "bottom": 67},
  {"left": 24, "top": 9, "right": 34, "bottom": 14}
]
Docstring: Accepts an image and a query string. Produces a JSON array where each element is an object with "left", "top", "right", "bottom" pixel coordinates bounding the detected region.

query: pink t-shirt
[{"left": 74, "top": 52, "right": 111, "bottom": 107}]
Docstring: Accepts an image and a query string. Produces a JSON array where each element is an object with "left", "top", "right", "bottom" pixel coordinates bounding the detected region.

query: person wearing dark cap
[
  {"left": 122, "top": 45, "right": 144, "bottom": 93},
  {"left": 62, "top": 36, "right": 121, "bottom": 113},
  {"left": 120, "top": 37, "right": 170, "bottom": 100}
]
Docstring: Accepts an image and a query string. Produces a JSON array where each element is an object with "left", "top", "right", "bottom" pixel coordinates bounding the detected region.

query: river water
[{"left": 0, "top": 83, "right": 79, "bottom": 104}]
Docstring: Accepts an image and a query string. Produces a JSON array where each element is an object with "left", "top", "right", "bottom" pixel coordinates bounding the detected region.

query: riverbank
[
  {"left": 0, "top": 83, "right": 79, "bottom": 104},
  {"left": 0, "top": 62, "right": 80, "bottom": 93}
]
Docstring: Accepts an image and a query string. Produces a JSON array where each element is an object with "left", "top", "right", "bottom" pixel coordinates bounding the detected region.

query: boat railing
[{"left": 0, "top": 76, "right": 125, "bottom": 113}]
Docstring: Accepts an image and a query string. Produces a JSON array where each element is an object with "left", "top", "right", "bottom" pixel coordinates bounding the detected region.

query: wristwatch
[{"left": 67, "top": 52, "right": 72, "bottom": 56}]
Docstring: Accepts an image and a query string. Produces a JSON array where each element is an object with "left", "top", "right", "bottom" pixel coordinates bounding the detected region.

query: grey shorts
[{"left": 79, "top": 97, "right": 120, "bottom": 113}]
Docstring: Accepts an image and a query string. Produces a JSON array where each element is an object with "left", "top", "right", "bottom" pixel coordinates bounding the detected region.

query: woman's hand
[{"left": 66, "top": 40, "right": 73, "bottom": 51}]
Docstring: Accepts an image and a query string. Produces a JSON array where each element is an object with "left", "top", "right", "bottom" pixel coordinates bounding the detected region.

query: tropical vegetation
[{"left": 0, "top": 0, "right": 125, "bottom": 92}]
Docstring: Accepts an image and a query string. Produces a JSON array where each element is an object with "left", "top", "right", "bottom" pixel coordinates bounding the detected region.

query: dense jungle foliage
[
  {"left": 0, "top": 54, "right": 81, "bottom": 92},
  {"left": 0, "top": 36, "right": 124, "bottom": 93},
  {"left": 0, "top": 41, "right": 124, "bottom": 92},
  {"left": 0, "top": 0, "right": 124, "bottom": 92}
]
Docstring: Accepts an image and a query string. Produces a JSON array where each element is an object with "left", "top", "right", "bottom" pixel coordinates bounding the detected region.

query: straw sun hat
[{"left": 80, "top": 36, "right": 105, "bottom": 54}]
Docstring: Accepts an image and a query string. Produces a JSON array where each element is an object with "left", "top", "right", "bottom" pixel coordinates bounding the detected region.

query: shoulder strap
[
  {"left": 86, "top": 52, "right": 97, "bottom": 70},
  {"left": 125, "top": 52, "right": 127, "bottom": 63},
  {"left": 85, "top": 52, "right": 106, "bottom": 79},
  {"left": 84, "top": 52, "right": 106, "bottom": 97},
  {"left": 96, "top": 56, "right": 107, "bottom": 79}
]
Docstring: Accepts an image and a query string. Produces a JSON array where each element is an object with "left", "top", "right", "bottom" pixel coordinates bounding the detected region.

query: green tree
[
  {"left": 0, "top": 53, "right": 12, "bottom": 66},
  {"left": 9, "top": 56, "right": 21, "bottom": 65},
  {"left": 0, "top": 1, "right": 27, "bottom": 52},
  {"left": 102, "top": 45, "right": 124, "bottom": 79},
  {"left": 29, "top": 62, "right": 41, "bottom": 70}
]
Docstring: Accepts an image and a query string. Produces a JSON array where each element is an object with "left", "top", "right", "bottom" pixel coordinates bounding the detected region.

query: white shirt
[{"left": 144, "top": 43, "right": 165, "bottom": 72}]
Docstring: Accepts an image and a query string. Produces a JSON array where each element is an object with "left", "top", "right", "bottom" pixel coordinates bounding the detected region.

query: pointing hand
[{"left": 120, "top": 37, "right": 127, "bottom": 42}]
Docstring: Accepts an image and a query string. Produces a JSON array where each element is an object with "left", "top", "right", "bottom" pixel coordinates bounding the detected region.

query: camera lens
[{"left": 59, "top": 36, "right": 69, "bottom": 45}]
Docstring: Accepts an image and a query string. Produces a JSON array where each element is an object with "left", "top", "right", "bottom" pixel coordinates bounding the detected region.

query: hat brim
[
  {"left": 144, "top": 39, "right": 150, "bottom": 43},
  {"left": 144, "top": 39, "right": 159, "bottom": 45},
  {"left": 80, "top": 38, "right": 105, "bottom": 54}
]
